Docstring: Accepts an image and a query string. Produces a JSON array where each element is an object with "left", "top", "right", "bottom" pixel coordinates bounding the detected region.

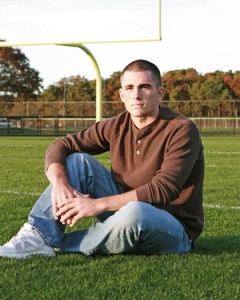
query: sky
[{"left": 0, "top": 0, "right": 240, "bottom": 88}]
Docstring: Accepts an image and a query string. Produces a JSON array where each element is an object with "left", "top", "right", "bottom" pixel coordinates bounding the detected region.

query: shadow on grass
[{"left": 194, "top": 236, "right": 240, "bottom": 255}]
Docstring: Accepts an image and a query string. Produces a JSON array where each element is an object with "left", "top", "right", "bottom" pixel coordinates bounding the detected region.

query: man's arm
[
  {"left": 44, "top": 119, "right": 114, "bottom": 219},
  {"left": 44, "top": 120, "right": 113, "bottom": 174},
  {"left": 98, "top": 190, "right": 138, "bottom": 211}
]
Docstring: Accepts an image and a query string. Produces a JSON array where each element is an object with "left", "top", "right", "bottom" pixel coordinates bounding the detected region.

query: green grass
[{"left": 0, "top": 136, "right": 239, "bottom": 300}]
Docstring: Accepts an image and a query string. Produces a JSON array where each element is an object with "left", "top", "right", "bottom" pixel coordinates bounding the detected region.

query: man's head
[
  {"left": 120, "top": 59, "right": 161, "bottom": 88},
  {"left": 119, "top": 59, "right": 165, "bottom": 127}
]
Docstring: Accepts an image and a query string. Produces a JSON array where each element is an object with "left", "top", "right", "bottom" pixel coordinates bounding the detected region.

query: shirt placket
[{"left": 135, "top": 131, "right": 142, "bottom": 160}]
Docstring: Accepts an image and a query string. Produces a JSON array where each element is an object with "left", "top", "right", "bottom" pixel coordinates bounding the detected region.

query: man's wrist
[
  {"left": 46, "top": 163, "right": 67, "bottom": 184},
  {"left": 95, "top": 197, "right": 108, "bottom": 214}
]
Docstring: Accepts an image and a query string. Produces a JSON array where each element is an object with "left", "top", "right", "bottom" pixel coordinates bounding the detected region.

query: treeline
[{"left": 1, "top": 46, "right": 240, "bottom": 117}]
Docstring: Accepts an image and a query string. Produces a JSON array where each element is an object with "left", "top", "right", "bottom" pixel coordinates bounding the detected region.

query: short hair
[{"left": 120, "top": 59, "right": 161, "bottom": 87}]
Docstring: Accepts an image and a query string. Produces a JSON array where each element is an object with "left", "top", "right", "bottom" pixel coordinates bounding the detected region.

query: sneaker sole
[{"left": 0, "top": 250, "right": 55, "bottom": 259}]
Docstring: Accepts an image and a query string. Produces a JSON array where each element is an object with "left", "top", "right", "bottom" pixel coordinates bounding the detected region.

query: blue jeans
[{"left": 29, "top": 153, "right": 192, "bottom": 255}]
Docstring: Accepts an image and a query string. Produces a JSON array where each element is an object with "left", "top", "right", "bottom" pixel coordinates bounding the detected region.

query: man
[{"left": 0, "top": 59, "right": 204, "bottom": 258}]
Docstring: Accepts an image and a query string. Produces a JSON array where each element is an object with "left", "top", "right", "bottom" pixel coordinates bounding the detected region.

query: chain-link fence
[
  {"left": 1, "top": 115, "right": 240, "bottom": 136},
  {"left": 1, "top": 100, "right": 240, "bottom": 136}
]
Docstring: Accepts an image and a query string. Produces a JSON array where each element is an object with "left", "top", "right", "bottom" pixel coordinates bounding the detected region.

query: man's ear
[
  {"left": 119, "top": 88, "right": 125, "bottom": 102},
  {"left": 157, "top": 87, "right": 165, "bottom": 103}
]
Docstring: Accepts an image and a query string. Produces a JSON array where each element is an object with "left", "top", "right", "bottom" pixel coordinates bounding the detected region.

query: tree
[
  {"left": 189, "top": 75, "right": 233, "bottom": 116},
  {"left": 162, "top": 68, "right": 201, "bottom": 101},
  {"left": 162, "top": 69, "right": 202, "bottom": 115},
  {"left": 40, "top": 75, "right": 96, "bottom": 116},
  {"left": 103, "top": 71, "right": 123, "bottom": 116},
  {"left": 0, "top": 46, "right": 43, "bottom": 109},
  {"left": 223, "top": 71, "right": 240, "bottom": 99}
]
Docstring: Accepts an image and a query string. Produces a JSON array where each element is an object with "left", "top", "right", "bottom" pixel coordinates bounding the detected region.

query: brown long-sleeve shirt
[{"left": 45, "top": 107, "right": 204, "bottom": 243}]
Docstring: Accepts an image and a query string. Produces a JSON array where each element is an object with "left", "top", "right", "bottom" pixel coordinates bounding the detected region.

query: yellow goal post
[{"left": 0, "top": 0, "right": 161, "bottom": 122}]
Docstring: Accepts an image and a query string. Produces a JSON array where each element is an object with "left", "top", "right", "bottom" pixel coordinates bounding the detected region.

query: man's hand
[
  {"left": 46, "top": 162, "right": 76, "bottom": 222},
  {"left": 51, "top": 181, "right": 75, "bottom": 221},
  {"left": 56, "top": 190, "right": 103, "bottom": 227}
]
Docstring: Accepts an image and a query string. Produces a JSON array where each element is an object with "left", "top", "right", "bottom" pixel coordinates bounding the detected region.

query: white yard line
[
  {"left": 205, "top": 151, "right": 240, "bottom": 155},
  {"left": 0, "top": 190, "right": 41, "bottom": 197},
  {"left": 204, "top": 203, "right": 240, "bottom": 210}
]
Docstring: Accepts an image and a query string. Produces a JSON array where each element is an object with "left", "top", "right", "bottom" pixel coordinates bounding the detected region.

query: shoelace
[{"left": 6, "top": 226, "right": 36, "bottom": 246}]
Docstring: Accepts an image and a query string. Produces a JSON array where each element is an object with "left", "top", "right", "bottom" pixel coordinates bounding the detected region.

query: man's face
[{"left": 119, "top": 70, "right": 165, "bottom": 120}]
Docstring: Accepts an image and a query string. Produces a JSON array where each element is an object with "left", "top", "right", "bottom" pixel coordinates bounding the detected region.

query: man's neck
[
  {"left": 131, "top": 115, "right": 157, "bottom": 129},
  {"left": 131, "top": 108, "right": 160, "bottom": 129}
]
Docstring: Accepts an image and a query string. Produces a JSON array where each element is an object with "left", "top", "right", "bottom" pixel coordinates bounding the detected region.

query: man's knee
[
  {"left": 115, "top": 201, "right": 151, "bottom": 226},
  {"left": 66, "top": 153, "right": 97, "bottom": 174},
  {"left": 66, "top": 152, "right": 92, "bottom": 165}
]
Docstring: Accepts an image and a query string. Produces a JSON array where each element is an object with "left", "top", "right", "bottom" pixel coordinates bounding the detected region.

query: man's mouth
[{"left": 131, "top": 101, "right": 146, "bottom": 108}]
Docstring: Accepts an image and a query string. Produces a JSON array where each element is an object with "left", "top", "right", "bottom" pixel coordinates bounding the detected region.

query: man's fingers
[
  {"left": 59, "top": 207, "right": 77, "bottom": 223},
  {"left": 54, "top": 192, "right": 93, "bottom": 226},
  {"left": 57, "top": 199, "right": 74, "bottom": 210},
  {"left": 56, "top": 203, "right": 73, "bottom": 217},
  {"left": 52, "top": 198, "right": 59, "bottom": 220},
  {"left": 69, "top": 214, "right": 82, "bottom": 227}
]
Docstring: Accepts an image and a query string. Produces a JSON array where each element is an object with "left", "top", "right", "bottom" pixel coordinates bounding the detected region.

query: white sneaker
[{"left": 0, "top": 223, "right": 55, "bottom": 259}]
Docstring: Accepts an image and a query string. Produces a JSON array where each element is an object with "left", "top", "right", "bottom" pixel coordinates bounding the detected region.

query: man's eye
[{"left": 141, "top": 85, "right": 150, "bottom": 90}]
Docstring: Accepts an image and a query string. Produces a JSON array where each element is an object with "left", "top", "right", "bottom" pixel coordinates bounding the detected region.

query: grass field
[{"left": 0, "top": 136, "right": 239, "bottom": 300}]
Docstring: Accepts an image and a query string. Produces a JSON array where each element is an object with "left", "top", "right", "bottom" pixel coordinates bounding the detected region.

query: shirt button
[
  {"left": 136, "top": 150, "right": 140, "bottom": 155},
  {"left": 137, "top": 140, "right": 141, "bottom": 144}
]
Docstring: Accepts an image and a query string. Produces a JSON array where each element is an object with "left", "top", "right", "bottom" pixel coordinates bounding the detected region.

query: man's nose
[{"left": 133, "top": 88, "right": 141, "bottom": 99}]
